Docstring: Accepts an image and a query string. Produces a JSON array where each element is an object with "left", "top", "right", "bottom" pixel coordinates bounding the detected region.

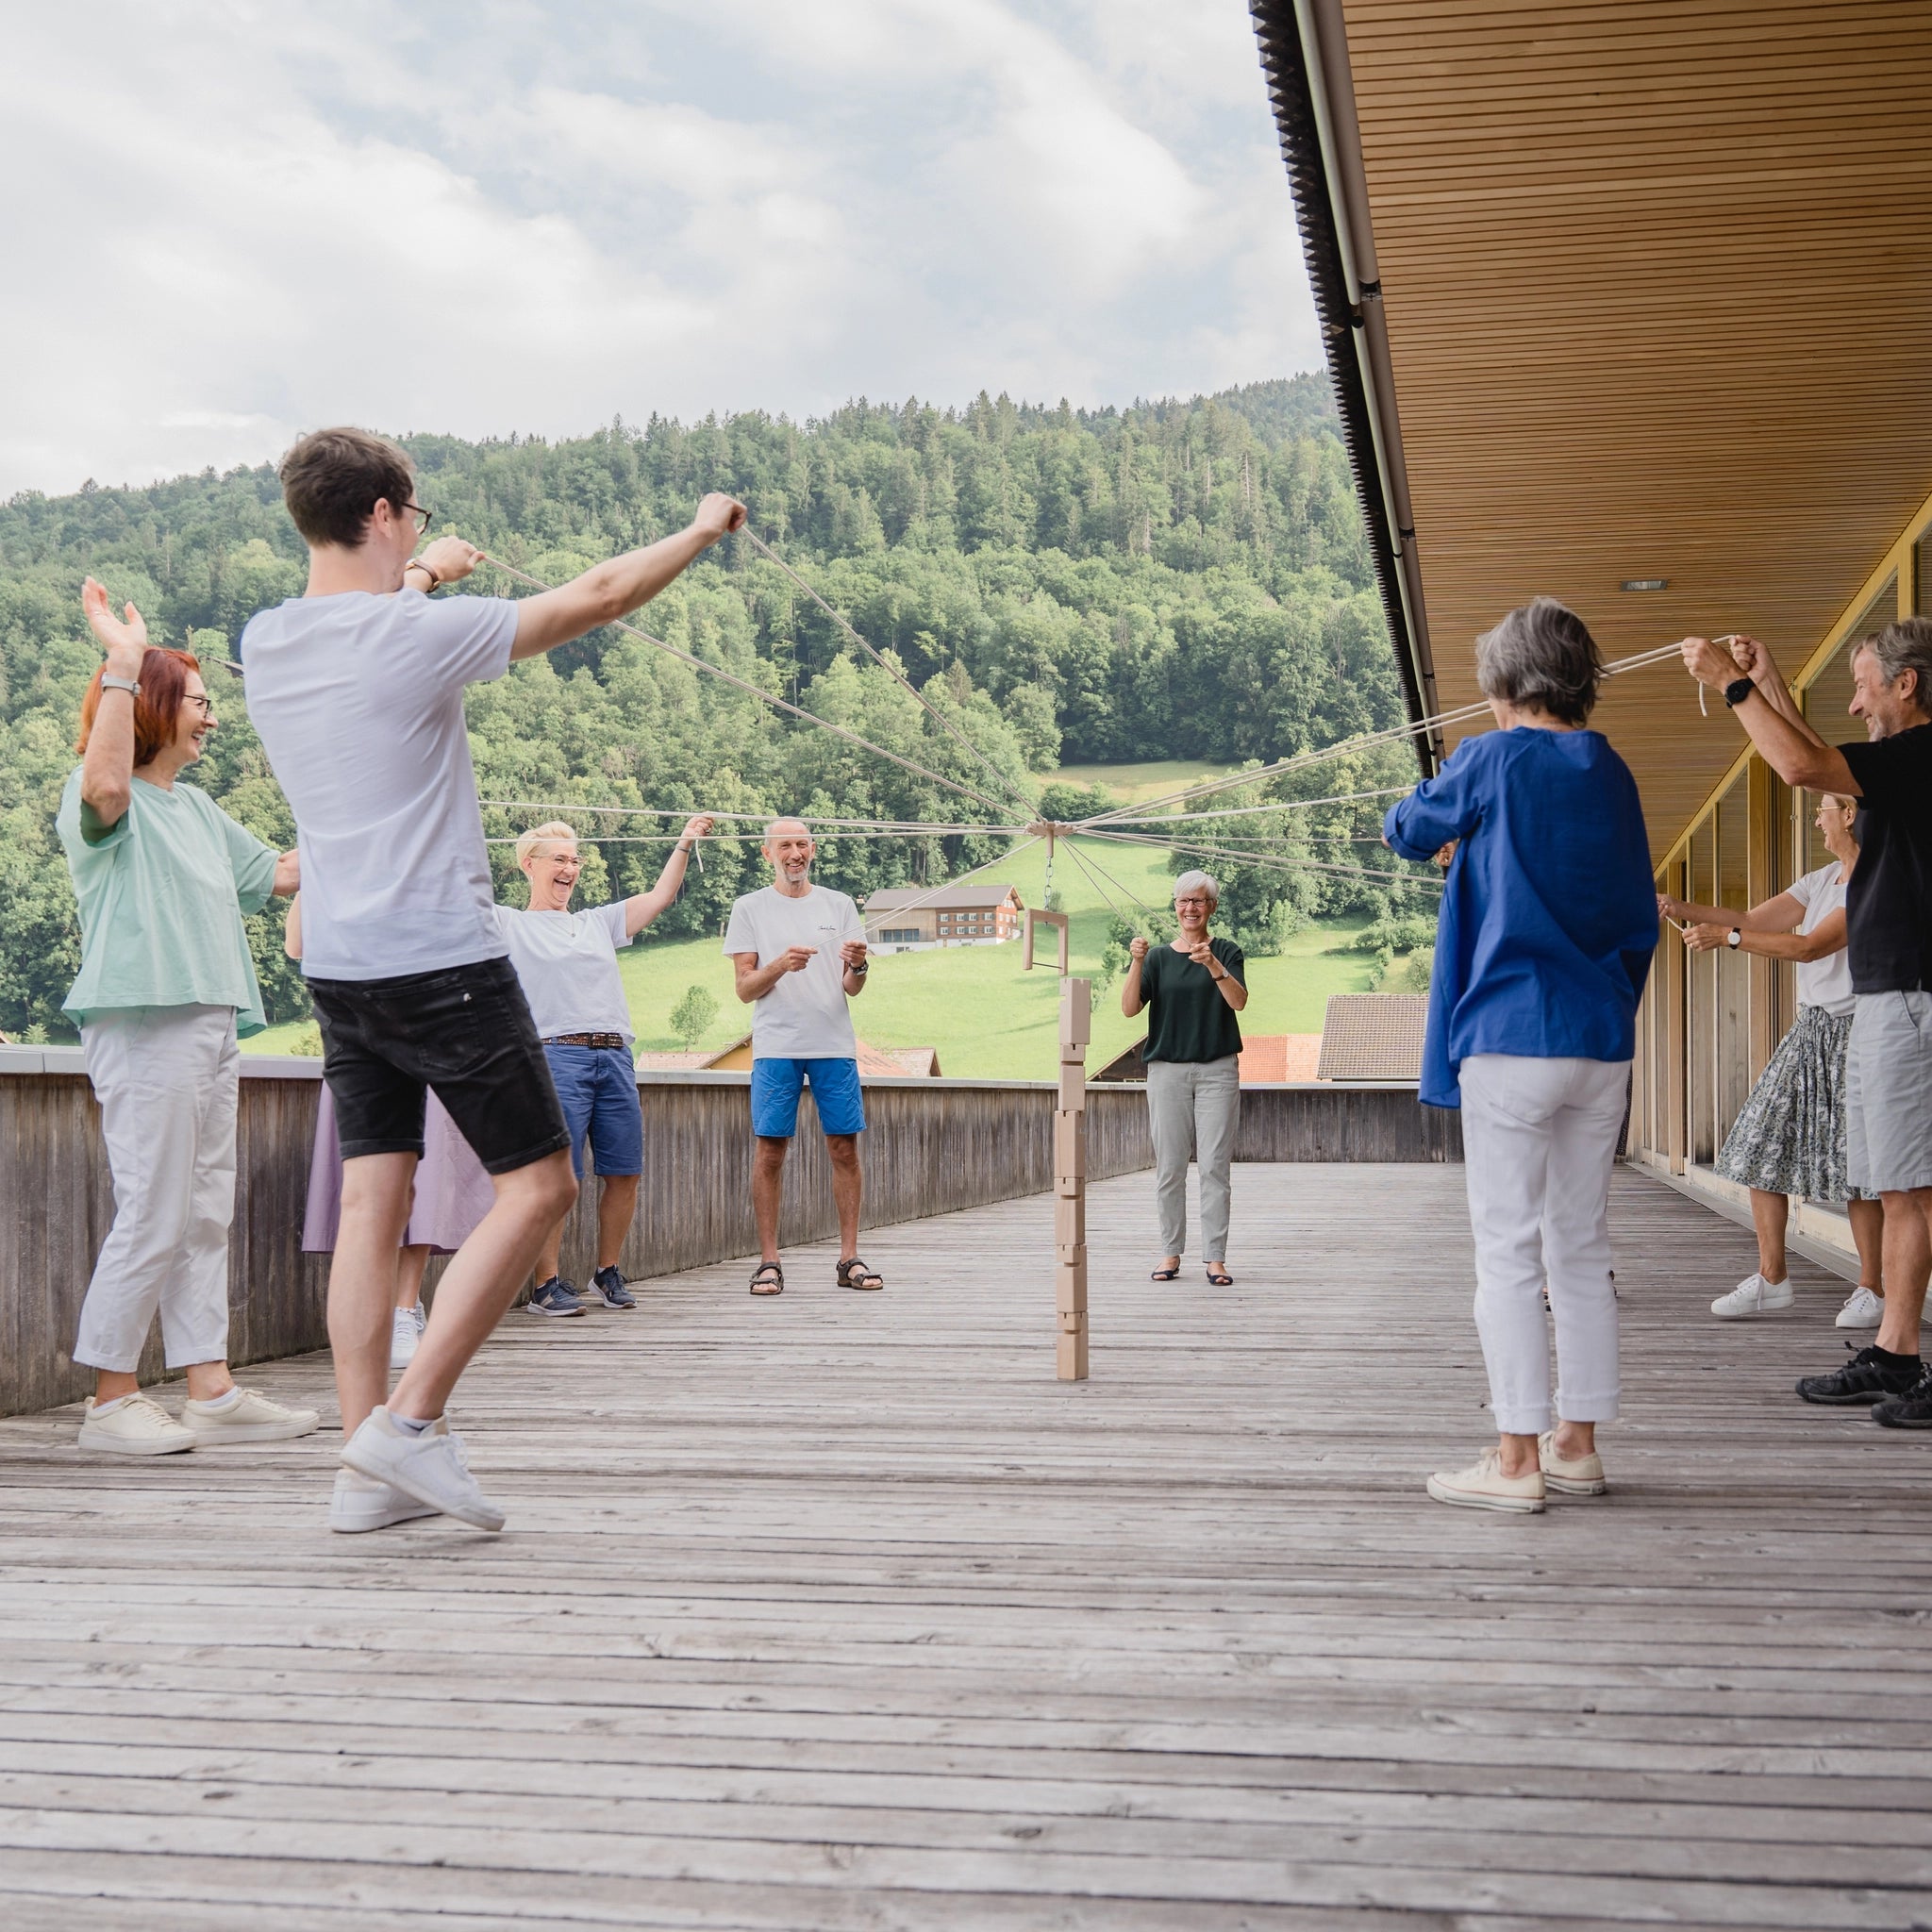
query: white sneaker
[
  {"left": 1425, "top": 1446, "right": 1545, "bottom": 1514},
  {"left": 1710, "top": 1273, "right": 1793, "bottom": 1319},
  {"left": 1836, "top": 1286, "right": 1885, "bottom": 1329},
  {"left": 391, "top": 1306, "right": 425, "bottom": 1370},
  {"left": 181, "top": 1386, "right": 322, "bottom": 1444},
  {"left": 341, "top": 1407, "right": 505, "bottom": 1532},
  {"left": 77, "top": 1392, "right": 195, "bottom": 1457},
  {"left": 328, "top": 1467, "right": 440, "bottom": 1534}
]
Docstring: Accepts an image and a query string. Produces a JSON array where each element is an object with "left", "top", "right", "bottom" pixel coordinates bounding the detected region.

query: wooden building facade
[{"left": 1256, "top": 0, "right": 1932, "bottom": 1250}]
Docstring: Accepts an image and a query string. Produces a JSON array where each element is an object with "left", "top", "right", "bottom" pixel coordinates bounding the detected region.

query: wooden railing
[{"left": 0, "top": 1051, "right": 1455, "bottom": 1417}]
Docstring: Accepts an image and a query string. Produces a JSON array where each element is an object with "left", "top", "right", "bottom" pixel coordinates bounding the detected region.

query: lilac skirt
[{"left": 300, "top": 1082, "right": 495, "bottom": 1254}]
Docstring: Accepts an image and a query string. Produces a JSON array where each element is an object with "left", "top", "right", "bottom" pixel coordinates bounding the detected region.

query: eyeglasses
[
  {"left": 184, "top": 694, "right": 215, "bottom": 717},
  {"left": 404, "top": 502, "right": 434, "bottom": 534}
]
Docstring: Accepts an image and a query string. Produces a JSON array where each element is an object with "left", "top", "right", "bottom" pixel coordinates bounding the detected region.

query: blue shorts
[
  {"left": 751, "top": 1057, "right": 867, "bottom": 1140},
  {"left": 542, "top": 1043, "right": 643, "bottom": 1178}
]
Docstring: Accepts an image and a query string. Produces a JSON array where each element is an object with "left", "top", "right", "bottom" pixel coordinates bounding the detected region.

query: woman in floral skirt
[{"left": 1659, "top": 791, "right": 1884, "bottom": 1326}]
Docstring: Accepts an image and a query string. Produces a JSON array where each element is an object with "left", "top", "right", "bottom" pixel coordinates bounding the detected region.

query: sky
[{"left": 0, "top": 0, "right": 1320, "bottom": 500}]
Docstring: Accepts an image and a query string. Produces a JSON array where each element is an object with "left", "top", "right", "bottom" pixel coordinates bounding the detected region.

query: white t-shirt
[
  {"left": 491, "top": 901, "right": 635, "bottom": 1042},
  {"left": 722, "top": 884, "right": 862, "bottom": 1059},
  {"left": 1789, "top": 860, "right": 1855, "bottom": 1016},
  {"left": 240, "top": 590, "right": 519, "bottom": 980}
]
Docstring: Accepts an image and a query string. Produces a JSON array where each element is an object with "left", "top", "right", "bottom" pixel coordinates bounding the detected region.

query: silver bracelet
[{"left": 100, "top": 673, "right": 141, "bottom": 695}]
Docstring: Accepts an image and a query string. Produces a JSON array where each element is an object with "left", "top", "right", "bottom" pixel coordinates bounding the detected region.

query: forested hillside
[{"left": 0, "top": 375, "right": 1425, "bottom": 1040}]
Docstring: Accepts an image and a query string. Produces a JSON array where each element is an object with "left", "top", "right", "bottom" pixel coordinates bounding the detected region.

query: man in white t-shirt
[
  {"left": 493, "top": 813, "right": 712, "bottom": 1318},
  {"left": 242, "top": 425, "right": 741, "bottom": 1534},
  {"left": 724, "top": 819, "right": 883, "bottom": 1295}
]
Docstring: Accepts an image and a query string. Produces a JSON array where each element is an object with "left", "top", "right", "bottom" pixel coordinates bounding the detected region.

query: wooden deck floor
[{"left": 2, "top": 1162, "right": 1929, "bottom": 1930}]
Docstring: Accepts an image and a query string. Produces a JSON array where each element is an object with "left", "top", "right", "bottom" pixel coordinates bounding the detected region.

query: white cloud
[{"left": 0, "top": 0, "right": 1321, "bottom": 498}]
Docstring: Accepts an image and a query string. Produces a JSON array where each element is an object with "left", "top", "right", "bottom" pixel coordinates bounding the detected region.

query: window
[
  {"left": 878, "top": 927, "right": 920, "bottom": 943},
  {"left": 1803, "top": 573, "right": 1895, "bottom": 742}
]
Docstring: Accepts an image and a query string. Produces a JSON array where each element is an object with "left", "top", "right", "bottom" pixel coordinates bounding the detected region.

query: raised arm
[
  {"left": 77, "top": 578, "right": 151, "bottom": 829},
  {"left": 1682, "top": 636, "right": 1858, "bottom": 795},
  {"left": 511, "top": 495, "right": 746, "bottom": 660},
  {"left": 625, "top": 815, "right": 712, "bottom": 938}
]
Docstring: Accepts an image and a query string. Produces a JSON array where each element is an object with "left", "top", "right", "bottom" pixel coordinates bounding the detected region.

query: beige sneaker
[
  {"left": 78, "top": 1392, "right": 196, "bottom": 1457},
  {"left": 181, "top": 1386, "right": 321, "bottom": 1444},
  {"left": 1426, "top": 1447, "right": 1545, "bottom": 1514},
  {"left": 1538, "top": 1431, "right": 1607, "bottom": 1495}
]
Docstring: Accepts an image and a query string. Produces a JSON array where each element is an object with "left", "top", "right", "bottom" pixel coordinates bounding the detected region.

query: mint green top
[{"left": 56, "top": 767, "right": 278, "bottom": 1035}]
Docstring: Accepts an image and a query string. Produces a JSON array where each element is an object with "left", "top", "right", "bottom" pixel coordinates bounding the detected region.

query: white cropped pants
[
  {"left": 75, "top": 1005, "right": 239, "bottom": 1374},
  {"left": 1458, "top": 1054, "right": 1627, "bottom": 1436}
]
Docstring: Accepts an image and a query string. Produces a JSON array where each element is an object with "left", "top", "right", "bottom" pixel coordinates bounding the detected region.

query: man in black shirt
[{"left": 1683, "top": 618, "right": 1932, "bottom": 1427}]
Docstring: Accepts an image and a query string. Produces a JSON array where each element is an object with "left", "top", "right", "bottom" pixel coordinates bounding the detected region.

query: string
[
  {"left": 1103, "top": 786, "right": 1413, "bottom": 825},
  {"left": 480, "top": 799, "right": 1028, "bottom": 831},
  {"left": 476, "top": 553, "right": 1016, "bottom": 817},
  {"left": 738, "top": 525, "right": 1035, "bottom": 814},
  {"left": 1085, "top": 825, "right": 1443, "bottom": 892},
  {"left": 1072, "top": 640, "right": 1694, "bottom": 831}
]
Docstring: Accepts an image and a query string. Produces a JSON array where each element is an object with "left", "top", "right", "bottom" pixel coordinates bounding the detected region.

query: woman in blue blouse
[{"left": 1385, "top": 598, "right": 1657, "bottom": 1514}]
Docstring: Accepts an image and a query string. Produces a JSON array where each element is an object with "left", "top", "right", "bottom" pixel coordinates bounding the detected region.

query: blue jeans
[{"left": 542, "top": 1043, "right": 643, "bottom": 1178}]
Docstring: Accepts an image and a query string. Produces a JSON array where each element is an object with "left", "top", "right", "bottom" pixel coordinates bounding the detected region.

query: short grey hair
[
  {"left": 1173, "top": 869, "right": 1219, "bottom": 909},
  {"left": 1474, "top": 597, "right": 1603, "bottom": 725},
  {"left": 1855, "top": 618, "right": 1932, "bottom": 703},
  {"left": 516, "top": 820, "right": 577, "bottom": 868},
  {"left": 763, "top": 816, "right": 811, "bottom": 842}
]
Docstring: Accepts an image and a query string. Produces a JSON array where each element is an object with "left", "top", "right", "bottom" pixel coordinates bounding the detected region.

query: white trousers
[
  {"left": 1146, "top": 1055, "right": 1241, "bottom": 1260},
  {"left": 75, "top": 1005, "right": 239, "bottom": 1374},
  {"left": 1458, "top": 1053, "right": 1627, "bottom": 1435}
]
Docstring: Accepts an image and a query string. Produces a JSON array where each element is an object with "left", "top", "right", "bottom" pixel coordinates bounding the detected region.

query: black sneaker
[
  {"left": 1795, "top": 1344, "right": 1921, "bottom": 1406},
  {"left": 1873, "top": 1367, "right": 1932, "bottom": 1429},
  {"left": 591, "top": 1266, "right": 636, "bottom": 1310},
  {"left": 527, "top": 1276, "right": 586, "bottom": 1318}
]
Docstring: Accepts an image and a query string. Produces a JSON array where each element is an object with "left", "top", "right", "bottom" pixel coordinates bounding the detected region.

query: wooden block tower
[{"left": 1055, "top": 975, "right": 1091, "bottom": 1381}]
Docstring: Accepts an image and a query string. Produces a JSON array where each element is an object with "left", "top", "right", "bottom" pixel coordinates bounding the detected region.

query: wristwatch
[
  {"left": 849, "top": 959, "right": 869, "bottom": 975},
  {"left": 100, "top": 673, "right": 141, "bottom": 695},
  {"left": 1722, "top": 675, "right": 1756, "bottom": 708},
  {"left": 1726, "top": 928, "right": 1742, "bottom": 949}
]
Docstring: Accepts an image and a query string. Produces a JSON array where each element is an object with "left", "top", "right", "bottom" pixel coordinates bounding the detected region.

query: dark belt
[{"left": 543, "top": 1032, "right": 627, "bottom": 1051}]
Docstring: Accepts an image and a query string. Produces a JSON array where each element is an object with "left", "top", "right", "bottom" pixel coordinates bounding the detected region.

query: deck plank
[{"left": 2, "top": 1161, "right": 1928, "bottom": 1927}]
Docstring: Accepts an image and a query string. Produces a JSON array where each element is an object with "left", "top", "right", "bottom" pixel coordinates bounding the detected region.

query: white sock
[
  {"left": 192, "top": 1386, "right": 242, "bottom": 1410},
  {"left": 390, "top": 1412, "right": 434, "bottom": 1436},
  {"left": 90, "top": 1394, "right": 130, "bottom": 1416}
]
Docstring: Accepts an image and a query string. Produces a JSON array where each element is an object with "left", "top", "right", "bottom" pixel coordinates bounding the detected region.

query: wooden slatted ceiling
[{"left": 1339, "top": 0, "right": 1932, "bottom": 845}]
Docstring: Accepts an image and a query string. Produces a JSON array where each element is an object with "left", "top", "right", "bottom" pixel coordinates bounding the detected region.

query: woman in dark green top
[{"left": 1121, "top": 870, "right": 1248, "bottom": 1284}]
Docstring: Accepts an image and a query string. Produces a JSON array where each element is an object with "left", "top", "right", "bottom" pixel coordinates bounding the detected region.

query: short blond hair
[{"left": 516, "top": 821, "right": 578, "bottom": 869}]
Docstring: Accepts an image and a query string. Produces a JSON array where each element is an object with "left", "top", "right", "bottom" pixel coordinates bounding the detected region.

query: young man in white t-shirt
[
  {"left": 493, "top": 813, "right": 712, "bottom": 1317},
  {"left": 242, "top": 425, "right": 742, "bottom": 1533},
  {"left": 723, "top": 819, "right": 883, "bottom": 1295}
]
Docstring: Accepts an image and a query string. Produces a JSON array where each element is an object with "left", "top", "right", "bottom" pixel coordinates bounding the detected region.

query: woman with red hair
[{"left": 55, "top": 579, "right": 318, "bottom": 1456}]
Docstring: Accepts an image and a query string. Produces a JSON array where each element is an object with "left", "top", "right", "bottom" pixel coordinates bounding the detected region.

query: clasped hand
[{"left": 1680, "top": 632, "right": 1769, "bottom": 688}]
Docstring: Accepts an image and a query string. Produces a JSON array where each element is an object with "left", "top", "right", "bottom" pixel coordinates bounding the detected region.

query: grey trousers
[{"left": 1145, "top": 1055, "right": 1241, "bottom": 1260}]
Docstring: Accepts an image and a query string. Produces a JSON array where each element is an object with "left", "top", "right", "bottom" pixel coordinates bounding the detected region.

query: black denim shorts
[{"left": 308, "top": 955, "right": 571, "bottom": 1175}]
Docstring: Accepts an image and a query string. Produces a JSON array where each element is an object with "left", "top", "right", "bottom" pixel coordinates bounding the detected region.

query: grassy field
[
  {"left": 1047, "top": 759, "right": 1238, "bottom": 805},
  {"left": 244, "top": 831, "right": 1383, "bottom": 1077}
]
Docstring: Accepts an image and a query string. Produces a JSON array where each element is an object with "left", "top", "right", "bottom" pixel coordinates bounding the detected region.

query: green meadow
[{"left": 244, "top": 829, "right": 1385, "bottom": 1079}]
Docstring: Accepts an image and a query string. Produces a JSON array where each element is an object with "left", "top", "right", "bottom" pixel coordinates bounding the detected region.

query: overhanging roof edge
[{"left": 1250, "top": 0, "right": 1437, "bottom": 776}]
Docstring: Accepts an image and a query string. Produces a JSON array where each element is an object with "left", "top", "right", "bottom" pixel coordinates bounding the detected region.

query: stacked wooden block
[{"left": 1056, "top": 976, "right": 1090, "bottom": 1381}]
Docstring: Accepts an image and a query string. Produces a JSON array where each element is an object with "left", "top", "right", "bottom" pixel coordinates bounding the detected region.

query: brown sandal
[
  {"left": 749, "top": 1262, "right": 784, "bottom": 1296},
  {"left": 837, "top": 1257, "right": 885, "bottom": 1291}
]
